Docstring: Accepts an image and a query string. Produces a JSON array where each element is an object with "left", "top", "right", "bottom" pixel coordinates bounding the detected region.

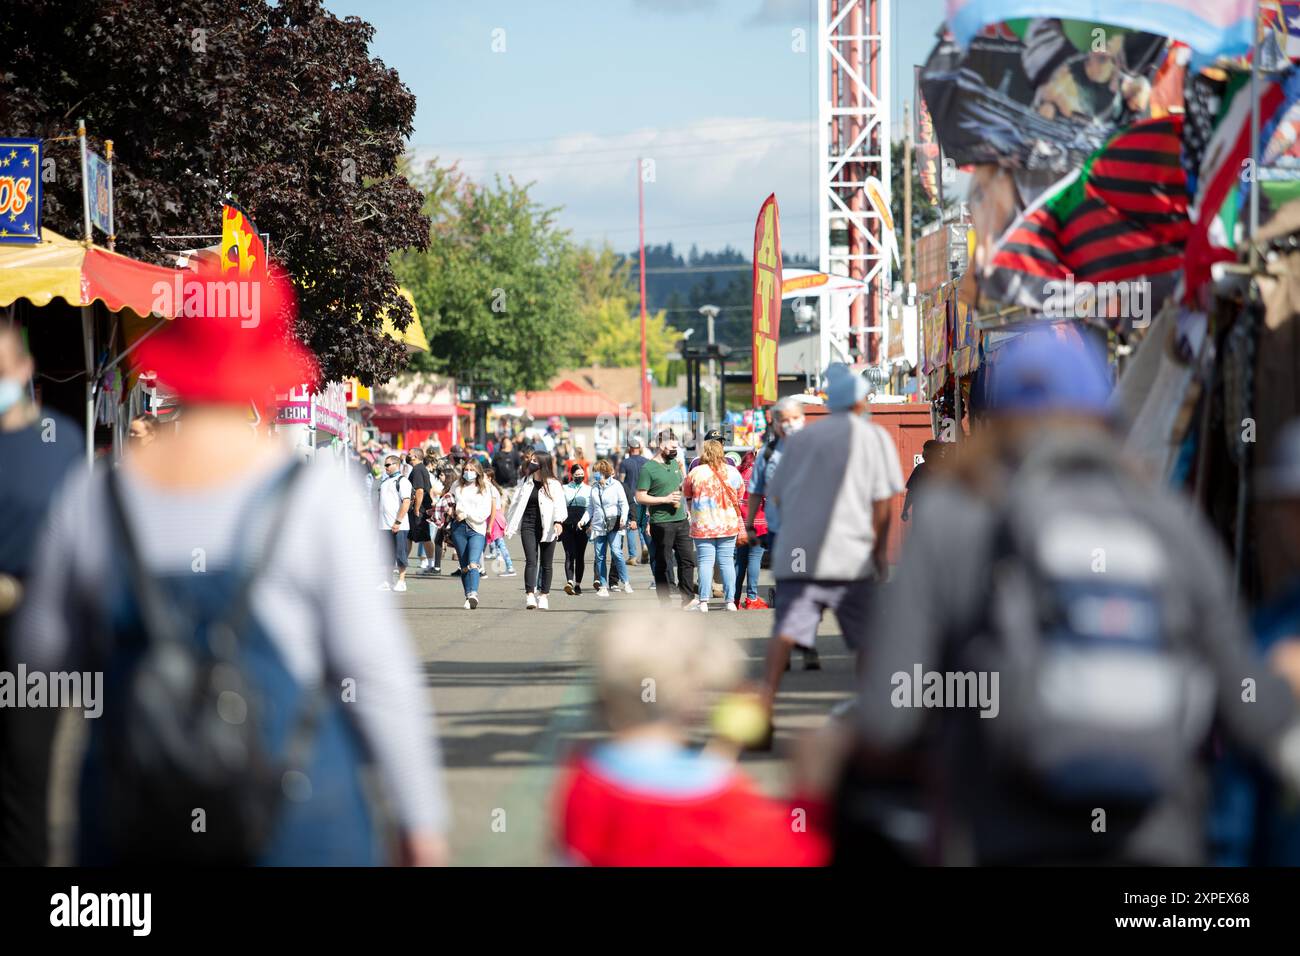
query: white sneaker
[
  {"left": 393, "top": 580, "right": 408, "bottom": 593},
  {"left": 463, "top": 599, "right": 472, "bottom": 610},
  {"left": 698, "top": 602, "right": 709, "bottom": 613},
  {"left": 597, "top": 586, "right": 610, "bottom": 597},
  {"left": 525, "top": 592, "right": 537, "bottom": 610},
  {"left": 724, "top": 602, "right": 738, "bottom": 611},
  {"left": 377, "top": 581, "right": 392, "bottom": 591},
  {"left": 648, "top": 581, "right": 656, "bottom": 590},
  {"left": 538, "top": 594, "right": 550, "bottom": 611},
  {"left": 564, "top": 580, "right": 575, "bottom": 595},
  {"left": 684, "top": 598, "right": 701, "bottom": 611},
  {"left": 468, "top": 593, "right": 479, "bottom": 610},
  {"left": 622, "top": 582, "right": 634, "bottom": 594},
  {"left": 420, "top": 558, "right": 430, "bottom": 570}
]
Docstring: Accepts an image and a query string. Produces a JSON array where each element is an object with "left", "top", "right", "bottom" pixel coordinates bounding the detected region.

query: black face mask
[{"left": 662, "top": 449, "right": 677, "bottom": 461}]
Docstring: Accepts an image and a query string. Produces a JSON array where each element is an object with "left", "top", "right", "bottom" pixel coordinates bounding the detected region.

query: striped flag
[{"left": 984, "top": 115, "right": 1190, "bottom": 326}]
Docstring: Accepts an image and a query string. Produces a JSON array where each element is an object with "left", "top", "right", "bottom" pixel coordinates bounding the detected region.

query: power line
[
  {"left": 411, "top": 117, "right": 805, "bottom": 151},
  {"left": 434, "top": 128, "right": 812, "bottom": 165}
]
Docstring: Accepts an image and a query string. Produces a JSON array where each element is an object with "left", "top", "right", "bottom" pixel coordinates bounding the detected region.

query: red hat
[{"left": 135, "top": 263, "right": 318, "bottom": 404}]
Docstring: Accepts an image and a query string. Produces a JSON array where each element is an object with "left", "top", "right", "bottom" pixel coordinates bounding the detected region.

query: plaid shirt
[{"left": 432, "top": 491, "right": 457, "bottom": 529}]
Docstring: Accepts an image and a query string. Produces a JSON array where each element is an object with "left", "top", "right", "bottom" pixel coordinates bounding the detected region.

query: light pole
[{"left": 698, "top": 304, "right": 720, "bottom": 427}]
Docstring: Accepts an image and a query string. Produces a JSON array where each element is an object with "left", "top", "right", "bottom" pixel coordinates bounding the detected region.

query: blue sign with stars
[{"left": 0, "top": 138, "right": 42, "bottom": 244}]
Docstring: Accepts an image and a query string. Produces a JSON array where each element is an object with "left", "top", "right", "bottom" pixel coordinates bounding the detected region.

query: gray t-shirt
[
  {"left": 16, "top": 458, "right": 449, "bottom": 834},
  {"left": 766, "top": 412, "right": 904, "bottom": 581}
]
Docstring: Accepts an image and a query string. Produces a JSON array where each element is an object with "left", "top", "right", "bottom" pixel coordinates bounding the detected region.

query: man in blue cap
[
  {"left": 846, "top": 327, "right": 1300, "bottom": 865},
  {"left": 754, "top": 363, "right": 905, "bottom": 746}
]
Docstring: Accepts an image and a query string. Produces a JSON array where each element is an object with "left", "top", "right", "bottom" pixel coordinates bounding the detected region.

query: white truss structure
[{"left": 816, "top": 0, "right": 891, "bottom": 379}]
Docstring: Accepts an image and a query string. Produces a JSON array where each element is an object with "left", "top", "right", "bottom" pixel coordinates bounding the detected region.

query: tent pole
[
  {"left": 1248, "top": 0, "right": 1263, "bottom": 273},
  {"left": 81, "top": 305, "right": 94, "bottom": 466}
]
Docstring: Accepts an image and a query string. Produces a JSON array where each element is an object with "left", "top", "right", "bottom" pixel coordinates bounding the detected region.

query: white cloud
[{"left": 410, "top": 117, "right": 819, "bottom": 258}]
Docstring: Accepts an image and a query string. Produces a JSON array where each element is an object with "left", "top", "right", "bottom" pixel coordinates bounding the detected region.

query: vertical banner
[
  {"left": 914, "top": 66, "right": 941, "bottom": 206},
  {"left": 220, "top": 202, "right": 268, "bottom": 276},
  {"left": 86, "top": 149, "right": 112, "bottom": 238},
  {"left": 0, "top": 138, "right": 42, "bottom": 243},
  {"left": 751, "top": 193, "right": 781, "bottom": 407}
]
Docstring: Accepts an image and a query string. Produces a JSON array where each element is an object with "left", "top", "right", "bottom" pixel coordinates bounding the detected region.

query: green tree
[
  {"left": 395, "top": 165, "right": 582, "bottom": 392},
  {"left": 572, "top": 245, "right": 677, "bottom": 383},
  {"left": 2, "top": 0, "right": 428, "bottom": 385}
]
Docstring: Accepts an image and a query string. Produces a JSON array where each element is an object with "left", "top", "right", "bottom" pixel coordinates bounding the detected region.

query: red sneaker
[{"left": 746, "top": 596, "right": 771, "bottom": 610}]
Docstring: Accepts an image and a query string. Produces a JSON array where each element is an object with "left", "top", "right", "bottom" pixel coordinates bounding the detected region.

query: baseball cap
[
  {"left": 703, "top": 428, "right": 724, "bottom": 443},
  {"left": 986, "top": 327, "right": 1113, "bottom": 417},
  {"left": 825, "top": 362, "right": 869, "bottom": 411}
]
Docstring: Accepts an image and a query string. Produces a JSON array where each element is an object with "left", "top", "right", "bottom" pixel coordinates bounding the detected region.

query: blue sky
[{"left": 325, "top": 0, "right": 948, "bottom": 259}]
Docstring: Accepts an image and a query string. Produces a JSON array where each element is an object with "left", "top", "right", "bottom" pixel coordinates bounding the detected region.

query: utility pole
[
  {"left": 903, "top": 102, "right": 913, "bottom": 289},
  {"left": 637, "top": 159, "right": 651, "bottom": 429},
  {"left": 698, "top": 304, "right": 720, "bottom": 428}
]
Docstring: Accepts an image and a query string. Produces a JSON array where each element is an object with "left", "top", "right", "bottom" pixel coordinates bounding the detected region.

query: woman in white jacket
[
  {"left": 586, "top": 459, "right": 630, "bottom": 597},
  {"left": 450, "top": 462, "right": 495, "bottom": 610},
  {"left": 504, "top": 451, "right": 567, "bottom": 609}
]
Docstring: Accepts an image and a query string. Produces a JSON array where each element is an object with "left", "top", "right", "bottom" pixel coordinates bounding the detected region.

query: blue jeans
[
  {"left": 593, "top": 532, "right": 628, "bottom": 588},
  {"left": 734, "top": 534, "right": 765, "bottom": 601},
  {"left": 450, "top": 521, "right": 485, "bottom": 595},
  {"left": 695, "top": 535, "right": 737, "bottom": 604}
]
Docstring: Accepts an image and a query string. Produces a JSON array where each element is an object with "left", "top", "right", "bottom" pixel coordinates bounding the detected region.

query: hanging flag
[
  {"left": 1184, "top": 72, "right": 1288, "bottom": 297},
  {"left": 920, "top": 19, "right": 1166, "bottom": 174},
  {"left": 86, "top": 149, "right": 112, "bottom": 237},
  {"left": 220, "top": 202, "right": 267, "bottom": 276},
  {"left": 984, "top": 115, "right": 1190, "bottom": 328},
  {"left": 946, "top": 1, "right": 1256, "bottom": 60},
  {"left": 915, "top": 65, "right": 942, "bottom": 206},
  {"left": 0, "top": 138, "right": 42, "bottom": 244},
  {"left": 864, "top": 176, "right": 900, "bottom": 268},
  {"left": 751, "top": 194, "right": 782, "bottom": 406}
]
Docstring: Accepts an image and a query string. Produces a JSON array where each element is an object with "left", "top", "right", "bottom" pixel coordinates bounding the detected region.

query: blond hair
[{"left": 596, "top": 613, "right": 744, "bottom": 731}]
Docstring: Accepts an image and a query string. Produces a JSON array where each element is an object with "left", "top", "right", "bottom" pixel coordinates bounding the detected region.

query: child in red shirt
[{"left": 553, "top": 618, "right": 831, "bottom": 866}]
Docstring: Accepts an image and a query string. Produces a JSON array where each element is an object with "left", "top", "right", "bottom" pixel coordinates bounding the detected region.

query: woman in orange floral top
[{"left": 681, "top": 440, "right": 746, "bottom": 612}]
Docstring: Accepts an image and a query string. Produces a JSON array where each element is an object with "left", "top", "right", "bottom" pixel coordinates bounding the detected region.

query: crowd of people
[{"left": 7, "top": 305, "right": 1300, "bottom": 870}]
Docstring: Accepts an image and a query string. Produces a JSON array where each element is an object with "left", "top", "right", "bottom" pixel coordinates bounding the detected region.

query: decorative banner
[
  {"left": 313, "top": 381, "right": 348, "bottom": 438},
  {"left": 0, "top": 138, "right": 42, "bottom": 244},
  {"left": 915, "top": 65, "right": 942, "bottom": 206},
  {"left": 86, "top": 149, "right": 112, "bottom": 237},
  {"left": 751, "top": 193, "right": 782, "bottom": 406},
  {"left": 273, "top": 383, "right": 313, "bottom": 425},
  {"left": 946, "top": 0, "right": 1256, "bottom": 60},
  {"left": 220, "top": 202, "right": 267, "bottom": 276},
  {"left": 920, "top": 19, "right": 1166, "bottom": 174},
  {"left": 864, "top": 176, "right": 900, "bottom": 267},
  {"left": 781, "top": 268, "right": 872, "bottom": 298}
]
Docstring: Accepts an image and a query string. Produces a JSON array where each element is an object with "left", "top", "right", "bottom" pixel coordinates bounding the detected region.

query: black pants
[
  {"left": 432, "top": 525, "right": 449, "bottom": 568},
  {"left": 0, "top": 611, "right": 58, "bottom": 866},
  {"left": 561, "top": 522, "right": 589, "bottom": 585},
  {"left": 520, "top": 516, "right": 556, "bottom": 594},
  {"left": 649, "top": 519, "right": 696, "bottom": 606}
]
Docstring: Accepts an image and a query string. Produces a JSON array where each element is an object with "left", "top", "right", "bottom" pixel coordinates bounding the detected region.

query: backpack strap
[
  {"left": 217, "top": 460, "right": 307, "bottom": 654},
  {"left": 105, "top": 468, "right": 185, "bottom": 648}
]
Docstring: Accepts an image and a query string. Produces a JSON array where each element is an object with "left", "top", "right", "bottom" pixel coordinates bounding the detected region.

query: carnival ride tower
[{"left": 816, "top": 0, "right": 891, "bottom": 377}]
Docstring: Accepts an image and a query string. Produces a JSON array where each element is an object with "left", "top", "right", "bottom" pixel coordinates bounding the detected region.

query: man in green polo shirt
[{"left": 635, "top": 430, "right": 697, "bottom": 608}]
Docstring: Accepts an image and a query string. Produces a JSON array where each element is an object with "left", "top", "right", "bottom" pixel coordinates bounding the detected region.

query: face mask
[
  {"left": 0, "top": 378, "right": 25, "bottom": 414},
  {"left": 573, "top": 473, "right": 584, "bottom": 482},
  {"left": 662, "top": 449, "right": 677, "bottom": 461},
  {"left": 783, "top": 419, "right": 805, "bottom": 435},
  {"left": 463, "top": 471, "right": 478, "bottom": 481}
]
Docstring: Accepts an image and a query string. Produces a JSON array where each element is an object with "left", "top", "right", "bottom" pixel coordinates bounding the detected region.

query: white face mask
[
  {"left": 463, "top": 470, "right": 478, "bottom": 482},
  {"left": 783, "top": 418, "right": 805, "bottom": 435}
]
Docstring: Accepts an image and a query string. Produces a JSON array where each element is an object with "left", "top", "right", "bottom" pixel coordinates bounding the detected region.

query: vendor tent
[{"left": 0, "top": 229, "right": 184, "bottom": 462}]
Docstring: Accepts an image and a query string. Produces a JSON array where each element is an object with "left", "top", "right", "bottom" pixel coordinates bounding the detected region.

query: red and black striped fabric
[{"left": 984, "top": 115, "right": 1189, "bottom": 317}]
